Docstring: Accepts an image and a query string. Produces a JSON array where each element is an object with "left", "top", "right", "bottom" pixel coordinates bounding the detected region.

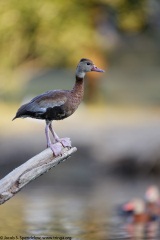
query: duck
[
  {"left": 145, "top": 185, "right": 160, "bottom": 221},
  {"left": 132, "top": 198, "right": 149, "bottom": 223},
  {"left": 13, "top": 58, "right": 105, "bottom": 156},
  {"left": 123, "top": 198, "right": 157, "bottom": 239},
  {"left": 119, "top": 198, "right": 148, "bottom": 223}
]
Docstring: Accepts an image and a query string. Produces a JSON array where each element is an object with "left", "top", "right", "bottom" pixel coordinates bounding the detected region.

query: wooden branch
[{"left": 0, "top": 147, "right": 77, "bottom": 205}]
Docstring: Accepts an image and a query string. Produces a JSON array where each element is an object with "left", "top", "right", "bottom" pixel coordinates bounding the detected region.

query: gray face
[
  {"left": 76, "top": 58, "right": 105, "bottom": 78},
  {"left": 77, "top": 59, "right": 94, "bottom": 73}
]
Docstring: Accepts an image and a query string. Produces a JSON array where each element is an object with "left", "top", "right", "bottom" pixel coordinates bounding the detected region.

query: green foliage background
[
  {"left": 0, "top": 0, "right": 159, "bottom": 103},
  {"left": 0, "top": 0, "right": 148, "bottom": 70},
  {"left": 0, "top": 0, "right": 97, "bottom": 69}
]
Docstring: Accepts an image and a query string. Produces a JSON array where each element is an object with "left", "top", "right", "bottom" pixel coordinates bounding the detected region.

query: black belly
[
  {"left": 43, "top": 106, "right": 67, "bottom": 120},
  {"left": 25, "top": 106, "right": 67, "bottom": 121}
]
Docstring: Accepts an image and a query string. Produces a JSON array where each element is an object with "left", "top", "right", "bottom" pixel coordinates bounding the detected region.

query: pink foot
[
  {"left": 49, "top": 142, "right": 63, "bottom": 156},
  {"left": 59, "top": 137, "right": 72, "bottom": 148}
]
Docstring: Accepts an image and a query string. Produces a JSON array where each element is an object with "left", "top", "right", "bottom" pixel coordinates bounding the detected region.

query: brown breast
[{"left": 63, "top": 76, "right": 84, "bottom": 117}]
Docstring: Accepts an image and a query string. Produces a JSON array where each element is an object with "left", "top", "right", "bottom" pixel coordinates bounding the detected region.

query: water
[
  {"left": 0, "top": 192, "right": 110, "bottom": 239},
  {"left": 1, "top": 176, "right": 160, "bottom": 239}
]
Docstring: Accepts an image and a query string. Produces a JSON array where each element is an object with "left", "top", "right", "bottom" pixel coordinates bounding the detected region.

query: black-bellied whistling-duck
[
  {"left": 13, "top": 58, "right": 105, "bottom": 156},
  {"left": 120, "top": 198, "right": 148, "bottom": 223},
  {"left": 145, "top": 185, "right": 160, "bottom": 221}
]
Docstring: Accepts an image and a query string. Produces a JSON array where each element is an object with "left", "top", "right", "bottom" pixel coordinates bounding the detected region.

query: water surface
[{"left": 1, "top": 176, "right": 160, "bottom": 239}]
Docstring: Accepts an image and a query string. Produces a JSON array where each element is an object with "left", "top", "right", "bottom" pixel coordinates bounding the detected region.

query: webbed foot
[{"left": 49, "top": 142, "right": 63, "bottom": 157}]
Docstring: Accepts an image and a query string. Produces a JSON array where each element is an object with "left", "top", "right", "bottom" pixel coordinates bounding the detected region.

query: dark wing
[{"left": 13, "top": 90, "right": 68, "bottom": 120}]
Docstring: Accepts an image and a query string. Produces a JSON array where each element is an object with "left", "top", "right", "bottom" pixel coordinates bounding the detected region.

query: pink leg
[
  {"left": 49, "top": 122, "right": 72, "bottom": 148},
  {"left": 45, "top": 121, "right": 62, "bottom": 156}
]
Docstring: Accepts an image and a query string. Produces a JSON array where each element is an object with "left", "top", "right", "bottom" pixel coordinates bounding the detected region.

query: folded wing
[{"left": 13, "top": 90, "right": 68, "bottom": 120}]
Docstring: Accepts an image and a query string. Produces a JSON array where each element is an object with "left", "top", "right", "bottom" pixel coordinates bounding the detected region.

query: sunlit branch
[{"left": 0, "top": 147, "right": 77, "bottom": 205}]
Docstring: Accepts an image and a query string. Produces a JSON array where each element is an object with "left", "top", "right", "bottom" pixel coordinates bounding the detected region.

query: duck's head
[
  {"left": 145, "top": 185, "right": 159, "bottom": 203},
  {"left": 76, "top": 58, "right": 105, "bottom": 78}
]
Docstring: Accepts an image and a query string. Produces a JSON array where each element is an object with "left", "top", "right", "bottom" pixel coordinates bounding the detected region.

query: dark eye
[{"left": 87, "top": 62, "right": 91, "bottom": 65}]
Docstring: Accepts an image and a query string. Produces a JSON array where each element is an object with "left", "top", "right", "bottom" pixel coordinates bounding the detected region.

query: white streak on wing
[
  {"left": 39, "top": 108, "right": 46, "bottom": 112},
  {"left": 41, "top": 100, "right": 65, "bottom": 109},
  {"left": 31, "top": 100, "right": 65, "bottom": 113}
]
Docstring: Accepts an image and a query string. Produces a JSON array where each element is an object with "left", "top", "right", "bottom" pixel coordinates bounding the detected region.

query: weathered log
[{"left": 0, "top": 147, "right": 77, "bottom": 205}]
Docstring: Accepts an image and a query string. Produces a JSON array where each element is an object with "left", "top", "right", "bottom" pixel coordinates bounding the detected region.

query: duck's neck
[{"left": 71, "top": 74, "right": 85, "bottom": 100}]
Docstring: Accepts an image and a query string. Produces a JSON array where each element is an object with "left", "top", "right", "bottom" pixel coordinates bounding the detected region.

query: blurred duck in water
[
  {"left": 119, "top": 185, "right": 160, "bottom": 223},
  {"left": 145, "top": 185, "right": 160, "bottom": 221},
  {"left": 119, "top": 198, "right": 148, "bottom": 223}
]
